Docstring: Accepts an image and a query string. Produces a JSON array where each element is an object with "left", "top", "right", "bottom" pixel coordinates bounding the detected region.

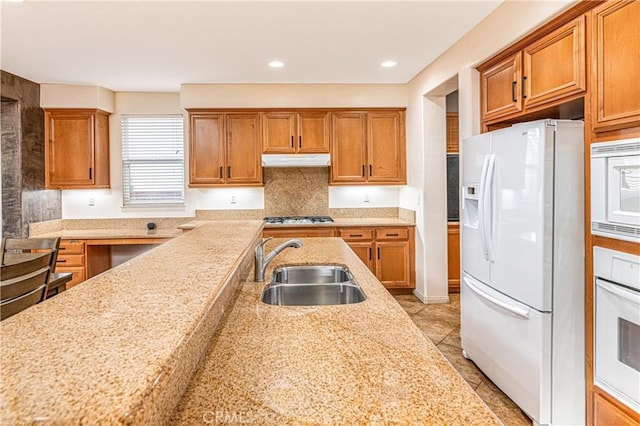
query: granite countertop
[
  {"left": 30, "top": 228, "right": 183, "bottom": 240},
  {"left": 171, "top": 238, "right": 499, "bottom": 425},
  {"left": 0, "top": 221, "right": 264, "bottom": 424},
  {"left": 264, "top": 217, "right": 415, "bottom": 228}
]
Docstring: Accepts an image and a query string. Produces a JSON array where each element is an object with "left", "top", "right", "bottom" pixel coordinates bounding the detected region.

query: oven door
[
  {"left": 607, "top": 155, "right": 640, "bottom": 226},
  {"left": 595, "top": 278, "right": 640, "bottom": 413}
]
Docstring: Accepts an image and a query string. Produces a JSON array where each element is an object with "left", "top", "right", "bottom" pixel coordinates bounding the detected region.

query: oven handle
[
  {"left": 597, "top": 279, "right": 640, "bottom": 304},
  {"left": 463, "top": 276, "right": 530, "bottom": 319}
]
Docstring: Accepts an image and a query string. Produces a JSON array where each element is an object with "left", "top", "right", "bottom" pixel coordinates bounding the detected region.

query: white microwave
[{"left": 591, "top": 138, "right": 640, "bottom": 243}]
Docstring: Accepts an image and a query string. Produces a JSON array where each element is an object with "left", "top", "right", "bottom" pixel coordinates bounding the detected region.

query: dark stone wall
[{"left": 1, "top": 71, "right": 61, "bottom": 238}]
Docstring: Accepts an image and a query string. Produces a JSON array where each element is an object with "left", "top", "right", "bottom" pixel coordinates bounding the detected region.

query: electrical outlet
[
  {"left": 88, "top": 197, "right": 95, "bottom": 206},
  {"left": 230, "top": 195, "right": 237, "bottom": 205},
  {"left": 416, "top": 194, "right": 421, "bottom": 205},
  {"left": 364, "top": 194, "right": 370, "bottom": 203}
]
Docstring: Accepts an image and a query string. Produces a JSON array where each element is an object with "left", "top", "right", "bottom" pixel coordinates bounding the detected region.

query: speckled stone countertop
[
  {"left": 0, "top": 221, "right": 264, "bottom": 424},
  {"left": 29, "top": 228, "right": 183, "bottom": 240},
  {"left": 264, "top": 217, "right": 415, "bottom": 228},
  {"left": 171, "top": 238, "right": 500, "bottom": 425}
]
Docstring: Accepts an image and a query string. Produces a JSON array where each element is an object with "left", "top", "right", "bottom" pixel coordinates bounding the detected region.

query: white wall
[{"left": 402, "top": 0, "right": 578, "bottom": 302}]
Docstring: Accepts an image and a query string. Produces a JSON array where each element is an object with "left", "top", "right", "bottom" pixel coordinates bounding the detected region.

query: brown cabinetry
[
  {"left": 480, "top": 16, "right": 586, "bottom": 124},
  {"left": 340, "top": 226, "right": 415, "bottom": 292},
  {"left": 263, "top": 227, "right": 335, "bottom": 238},
  {"left": 593, "top": 389, "right": 640, "bottom": 426},
  {"left": 447, "top": 223, "right": 460, "bottom": 293},
  {"left": 331, "top": 110, "right": 406, "bottom": 185},
  {"left": 188, "top": 111, "right": 262, "bottom": 187},
  {"left": 592, "top": 0, "right": 640, "bottom": 132},
  {"left": 446, "top": 113, "right": 459, "bottom": 153},
  {"left": 55, "top": 240, "right": 87, "bottom": 289},
  {"left": 262, "top": 111, "right": 330, "bottom": 153},
  {"left": 44, "top": 109, "right": 110, "bottom": 189}
]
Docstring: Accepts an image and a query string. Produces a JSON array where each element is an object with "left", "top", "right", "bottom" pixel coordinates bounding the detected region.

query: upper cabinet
[
  {"left": 188, "top": 111, "right": 262, "bottom": 187},
  {"left": 44, "top": 109, "right": 110, "bottom": 189},
  {"left": 480, "top": 16, "right": 586, "bottom": 124},
  {"left": 592, "top": 0, "right": 640, "bottom": 132},
  {"left": 262, "top": 111, "right": 329, "bottom": 153},
  {"left": 331, "top": 109, "right": 406, "bottom": 185}
]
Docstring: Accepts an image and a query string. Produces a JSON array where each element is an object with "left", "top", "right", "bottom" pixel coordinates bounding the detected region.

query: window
[{"left": 121, "top": 115, "right": 184, "bottom": 206}]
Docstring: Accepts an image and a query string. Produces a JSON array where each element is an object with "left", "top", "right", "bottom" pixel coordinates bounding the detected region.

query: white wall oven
[
  {"left": 594, "top": 247, "right": 640, "bottom": 414},
  {"left": 591, "top": 138, "right": 640, "bottom": 242}
]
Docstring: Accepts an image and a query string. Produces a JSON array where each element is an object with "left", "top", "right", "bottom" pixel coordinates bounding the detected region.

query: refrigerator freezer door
[
  {"left": 461, "top": 132, "right": 491, "bottom": 285},
  {"left": 461, "top": 273, "right": 552, "bottom": 424},
  {"left": 488, "top": 122, "right": 554, "bottom": 311}
]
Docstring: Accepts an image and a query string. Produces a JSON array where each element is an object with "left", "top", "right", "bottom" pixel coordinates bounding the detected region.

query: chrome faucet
[{"left": 254, "top": 237, "right": 303, "bottom": 282}]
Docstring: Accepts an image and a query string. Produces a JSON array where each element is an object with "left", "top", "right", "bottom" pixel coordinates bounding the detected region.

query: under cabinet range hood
[{"left": 261, "top": 153, "right": 330, "bottom": 167}]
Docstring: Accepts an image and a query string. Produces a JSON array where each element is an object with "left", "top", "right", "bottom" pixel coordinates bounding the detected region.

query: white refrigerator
[{"left": 460, "top": 119, "right": 585, "bottom": 425}]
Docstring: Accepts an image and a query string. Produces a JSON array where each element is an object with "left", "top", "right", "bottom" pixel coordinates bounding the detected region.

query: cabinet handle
[
  {"left": 219, "top": 166, "right": 223, "bottom": 179},
  {"left": 369, "top": 164, "right": 372, "bottom": 176},
  {"left": 511, "top": 81, "right": 517, "bottom": 102},
  {"left": 59, "top": 247, "right": 66, "bottom": 251},
  {"left": 89, "top": 168, "right": 92, "bottom": 179},
  {"left": 522, "top": 76, "right": 527, "bottom": 99},
  {"left": 299, "top": 135, "right": 302, "bottom": 148},
  {"left": 57, "top": 259, "right": 67, "bottom": 263},
  {"left": 291, "top": 136, "right": 294, "bottom": 148},
  {"left": 387, "top": 233, "right": 399, "bottom": 237},
  {"left": 227, "top": 166, "right": 231, "bottom": 179},
  {"left": 369, "top": 247, "right": 372, "bottom": 261},
  {"left": 377, "top": 247, "right": 380, "bottom": 259},
  {"left": 350, "top": 234, "right": 363, "bottom": 237},
  {"left": 362, "top": 165, "right": 365, "bottom": 177}
]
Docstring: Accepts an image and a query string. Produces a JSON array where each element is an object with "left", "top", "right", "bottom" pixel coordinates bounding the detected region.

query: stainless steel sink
[{"left": 261, "top": 265, "right": 366, "bottom": 306}]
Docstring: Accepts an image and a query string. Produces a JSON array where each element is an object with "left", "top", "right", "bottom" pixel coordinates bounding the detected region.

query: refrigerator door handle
[
  {"left": 463, "top": 276, "right": 530, "bottom": 319},
  {"left": 482, "top": 154, "right": 496, "bottom": 262},
  {"left": 478, "top": 155, "right": 491, "bottom": 260}
]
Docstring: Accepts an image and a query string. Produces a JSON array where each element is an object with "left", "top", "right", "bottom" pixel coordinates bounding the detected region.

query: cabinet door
[
  {"left": 189, "top": 113, "right": 225, "bottom": 185},
  {"left": 263, "top": 228, "right": 335, "bottom": 238},
  {"left": 523, "top": 16, "right": 586, "bottom": 110},
  {"left": 593, "top": 391, "right": 639, "bottom": 426},
  {"left": 297, "top": 111, "right": 330, "bottom": 153},
  {"left": 593, "top": 0, "right": 640, "bottom": 131},
  {"left": 263, "top": 112, "right": 296, "bottom": 154},
  {"left": 481, "top": 52, "right": 523, "bottom": 123},
  {"left": 54, "top": 266, "right": 85, "bottom": 289},
  {"left": 446, "top": 113, "right": 459, "bottom": 153},
  {"left": 447, "top": 223, "right": 461, "bottom": 293},
  {"left": 226, "top": 113, "right": 262, "bottom": 185},
  {"left": 375, "top": 241, "right": 411, "bottom": 288},
  {"left": 347, "top": 242, "right": 374, "bottom": 271},
  {"left": 331, "top": 112, "right": 367, "bottom": 183},
  {"left": 46, "top": 111, "right": 95, "bottom": 187},
  {"left": 367, "top": 111, "right": 406, "bottom": 183}
]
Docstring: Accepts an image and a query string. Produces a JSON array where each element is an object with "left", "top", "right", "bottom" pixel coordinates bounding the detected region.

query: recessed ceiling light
[
  {"left": 381, "top": 60, "right": 397, "bottom": 68},
  {"left": 268, "top": 61, "right": 284, "bottom": 68}
]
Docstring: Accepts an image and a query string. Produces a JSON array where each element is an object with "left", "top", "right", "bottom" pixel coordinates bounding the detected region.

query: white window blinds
[{"left": 121, "top": 115, "right": 184, "bottom": 206}]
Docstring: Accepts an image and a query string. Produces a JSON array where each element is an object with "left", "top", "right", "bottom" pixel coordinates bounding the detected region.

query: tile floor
[{"left": 394, "top": 293, "right": 532, "bottom": 426}]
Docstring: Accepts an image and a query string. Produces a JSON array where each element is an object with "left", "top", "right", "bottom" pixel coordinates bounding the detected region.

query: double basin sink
[{"left": 261, "top": 265, "right": 366, "bottom": 306}]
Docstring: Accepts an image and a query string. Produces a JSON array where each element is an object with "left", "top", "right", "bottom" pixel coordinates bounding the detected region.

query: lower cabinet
[
  {"left": 593, "top": 389, "right": 639, "bottom": 426},
  {"left": 339, "top": 226, "right": 415, "bottom": 293},
  {"left": 262, "top": 228, "right": 336, "bottom": 238},
  {"left": 55, "top": 240, "right": 87, "bottom": 289},
  {"left": 447, "top": 223, "right": 460, "bottom": 293}
]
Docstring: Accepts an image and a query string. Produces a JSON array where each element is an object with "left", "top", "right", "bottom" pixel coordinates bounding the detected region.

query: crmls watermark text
[{"left": 202, "top": 410, "right": 252, "bottom": 424}]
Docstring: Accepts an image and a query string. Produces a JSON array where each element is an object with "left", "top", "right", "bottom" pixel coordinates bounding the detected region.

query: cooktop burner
[{"left": 264, "top": 216, "right": 334, "bottom": 225}]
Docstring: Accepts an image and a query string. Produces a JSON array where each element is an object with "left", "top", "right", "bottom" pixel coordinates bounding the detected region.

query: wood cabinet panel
[
  {"left": 523, "top": 16, "right": 586, "bottom": 109},
  {"left": 593, "top": 390, "right": 640, "bottom": 426},
  {"left": 376, "top": 241, "right": 412, "bottom": 288},
  {"left": 263, "top": 112, "right": 297, "bottom": 153},
  {"left": 297, "top": 111, "right": 330, "bottom": 153},
  {"left": 347, "top": 242, "right": 374, "bottom": 271},
  {"left": 446, "top": 113, "right": 459, "bottom": 153},
  {"left": 593, "top": 0, "right": 640, "bottom": 131},
  {"left": 226, "top": 113, "right": 262, "bottom": 185},
  {"left": 331, "top": 112, "right": 367, "bottom": 183},
  {"left": 45, "top": 109, "right": 110, "bottom": 189},
  {"left": 56, "top": 254, "right": 84, "bottom": 267},
  {"left": 447, "top": 223, "right": 460, "bottom": 293},
  {"left": 263, "top": 228, "right": 335, "bottom": 238},
  {"left": 339, "top": 228, "right": 374, "bottom": 241},
  {"left": 189, "top": 113, "right": 225, "bottom": 185},
  {"left": 58, "top": 240, "right": 85, "bottom": 255},
  {"left": 481, "top": 53, "right": 523, "bottom": 122},
  {"left": 375, "top": 227, "right": 409, "bottom": 241},
  {"left": 367, "top": 111, "right": 405, "bottom": 183},
  {"left": 55, "top": 266, "right": 85, "bottom": 289}
]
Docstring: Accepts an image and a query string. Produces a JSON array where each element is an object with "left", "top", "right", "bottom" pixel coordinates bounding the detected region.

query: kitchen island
[
  {"left": 171, "top": 238, "right": 499, "bottom": 425},
  {"left": 1, "top": 224, "right": 498, "bottom": 425}
]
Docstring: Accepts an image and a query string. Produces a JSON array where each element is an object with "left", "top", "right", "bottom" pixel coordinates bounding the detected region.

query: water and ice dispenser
[{"left": 462, "top": 184, "right": 480, "bottom": 228}]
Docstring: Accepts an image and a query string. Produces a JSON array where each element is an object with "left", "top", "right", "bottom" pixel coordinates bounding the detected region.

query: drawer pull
[
  {"left": 350, "top": 234, "right": 363, "bottom": 237},
  {"left": 59, "top": 247, "right": 66, "bottom": 250},
  {"left": 57, "top": 259, "right": 67, "bottom": 263},
  {"left": 387, "top": 233, "right": 399, "bottom": 237}
]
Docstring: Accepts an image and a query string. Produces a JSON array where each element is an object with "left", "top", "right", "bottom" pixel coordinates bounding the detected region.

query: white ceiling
[{"left": 1, "top": 1, "right": 503, "bottom": 92}]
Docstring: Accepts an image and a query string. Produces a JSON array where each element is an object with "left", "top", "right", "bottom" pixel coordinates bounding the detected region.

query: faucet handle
[{"left": 256, "top": 237, "right": 273, "bottom": 250}]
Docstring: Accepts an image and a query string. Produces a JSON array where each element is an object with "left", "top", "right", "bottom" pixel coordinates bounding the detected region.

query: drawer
[
  {"left": 55, "top": 266, "right": 85, "bottom": 289},
  {"left": 263, "top": 228, "right": 335, "bottom": 238},
  {"left": 375, "top": 228, "right": 410, "bottom": 240},
  {"left": 338, "top": 228, "right": 373, "bottom": 241},
  {"left": 59, "top": 240, "right": 85, "bottom": 254},
  {"left": 56, "top": 254, "right": 85, "bottom": 267}
]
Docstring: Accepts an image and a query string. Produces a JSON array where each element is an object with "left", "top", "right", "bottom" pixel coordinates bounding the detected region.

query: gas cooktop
[{"left": 264, "top": 216, "right": 334, "bottom": 225}]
